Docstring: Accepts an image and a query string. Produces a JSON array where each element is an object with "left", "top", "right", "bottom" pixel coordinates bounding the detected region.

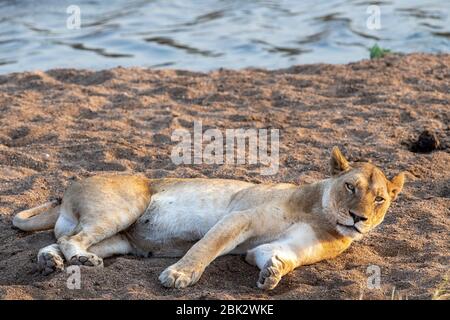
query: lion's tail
[{"left": 12, "top": 199, "right": 62, "bottom": 232}]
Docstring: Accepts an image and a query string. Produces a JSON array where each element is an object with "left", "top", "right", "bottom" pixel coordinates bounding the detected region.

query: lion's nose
[{"left": 349, "top": 211, "right": 368, "bottom": 223}]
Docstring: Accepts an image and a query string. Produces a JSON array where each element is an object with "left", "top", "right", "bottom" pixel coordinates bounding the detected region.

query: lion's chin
[{"left": 336, "top": 224, "right": 364, "bottom": 240}]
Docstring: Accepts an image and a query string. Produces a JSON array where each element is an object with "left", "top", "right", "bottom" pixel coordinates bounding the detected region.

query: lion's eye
[
  {"left": 345, "top": 183, "right": 355, "bottom": 193},
  {"left": 375, "top": 196, "right": 385, "bottom": 203}
]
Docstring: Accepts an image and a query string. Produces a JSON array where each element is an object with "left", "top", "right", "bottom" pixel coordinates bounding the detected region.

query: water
[{"left": 0, "top": 0, "right": 448, "bottom": 73}]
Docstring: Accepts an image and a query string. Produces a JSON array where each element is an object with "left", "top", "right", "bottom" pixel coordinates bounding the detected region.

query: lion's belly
[{"left": 126, "top": 180, "right": 254, "bottom": 256}]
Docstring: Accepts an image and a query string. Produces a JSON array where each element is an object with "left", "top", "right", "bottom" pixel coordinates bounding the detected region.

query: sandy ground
[{"left": 0, "top": 53, "right": 448, "bottom": 300}]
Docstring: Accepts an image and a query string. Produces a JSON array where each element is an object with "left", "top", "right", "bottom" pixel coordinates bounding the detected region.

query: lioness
[{"left": 13, "top": 147, "right": 404, "bottom": 290}]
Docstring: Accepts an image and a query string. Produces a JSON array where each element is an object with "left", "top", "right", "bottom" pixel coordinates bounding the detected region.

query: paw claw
[
  {"left": 257, "top": 271, "right": 281, "bottom": 290},
  {"left": 257, "top": 257, "right": 283, "bottom": 290}
]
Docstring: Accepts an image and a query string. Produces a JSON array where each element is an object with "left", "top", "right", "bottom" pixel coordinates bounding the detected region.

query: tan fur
[
  {"left": 13, "top": 147, "right": 405, "bottom": 289},
  {"left": 13, "top": 200, "right": 60, "bottom": 231}
]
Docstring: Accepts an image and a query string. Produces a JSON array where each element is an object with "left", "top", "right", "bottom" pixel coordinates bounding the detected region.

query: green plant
[{"left": 369, "top": 44, "right": 391, "bottom": 59}]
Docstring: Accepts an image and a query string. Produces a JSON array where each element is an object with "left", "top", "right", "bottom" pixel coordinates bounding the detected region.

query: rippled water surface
[{"left": 0, "top": 0, "right": 448, "bottom": 73}]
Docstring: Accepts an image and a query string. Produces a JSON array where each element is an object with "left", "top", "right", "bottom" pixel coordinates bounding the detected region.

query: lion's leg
[
  {"left": 57, "top": 201, "right": 142, "bottom": 267},
  {"left": 246, "top": 243, "right": 298, "bottom": 290},
  {"left": 37, "top": 244, "right": 65, "bottom": 275},
  {"left": 58, "top": 230, "right": 106, "bottom": 267},
  {"left": 159, "top": 209, "right": 256, "bottom": 289},
  {"left": 36, "top": 235, "right": 134, "bottom": 274},
  {"left": 245, "top": 223, "right": 326, "bottom": 290},
  {"left": 88, "top": 233, "right": 134, "bottom": 258}
]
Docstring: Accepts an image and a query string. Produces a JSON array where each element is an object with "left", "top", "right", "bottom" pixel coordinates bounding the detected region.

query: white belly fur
[
  {"left": 54, "top": 206, "right": 78, "bottom": 239},
  {"left": 129, "top": 181, "right": 254, "bottom": 249}
]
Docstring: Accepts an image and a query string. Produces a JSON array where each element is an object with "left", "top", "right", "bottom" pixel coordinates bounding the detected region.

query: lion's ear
[
  {"left": 330, "top": 146, "right": 350, "bottom": 175},
  {"left": 389, "top": 172, "right": 405, "bottom": 201}
]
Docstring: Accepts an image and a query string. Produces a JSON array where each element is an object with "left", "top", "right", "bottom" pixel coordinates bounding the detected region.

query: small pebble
[{"left": 409, "top": 130, "right": 440, "bottom": 153}]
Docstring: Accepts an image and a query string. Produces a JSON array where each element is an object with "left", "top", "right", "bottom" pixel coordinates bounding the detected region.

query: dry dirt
[{"left": 0, "top": 53, "right": 448, "bottom": 300}]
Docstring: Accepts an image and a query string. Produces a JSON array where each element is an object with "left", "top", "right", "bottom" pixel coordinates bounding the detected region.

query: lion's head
[{"left": 323, "top": 147, "right": 405, "bottom": 240}]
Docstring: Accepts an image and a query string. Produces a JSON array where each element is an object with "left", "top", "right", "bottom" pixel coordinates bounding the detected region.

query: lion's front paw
[
  {"left": 257, "top": 268, "right": 281, "bottom": 290},
  {"left": 159, "top": 264, "right": 201, "bottom": 289},
  {"left": 257, "top": 256, "right": 283, "bottom": 290}
]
